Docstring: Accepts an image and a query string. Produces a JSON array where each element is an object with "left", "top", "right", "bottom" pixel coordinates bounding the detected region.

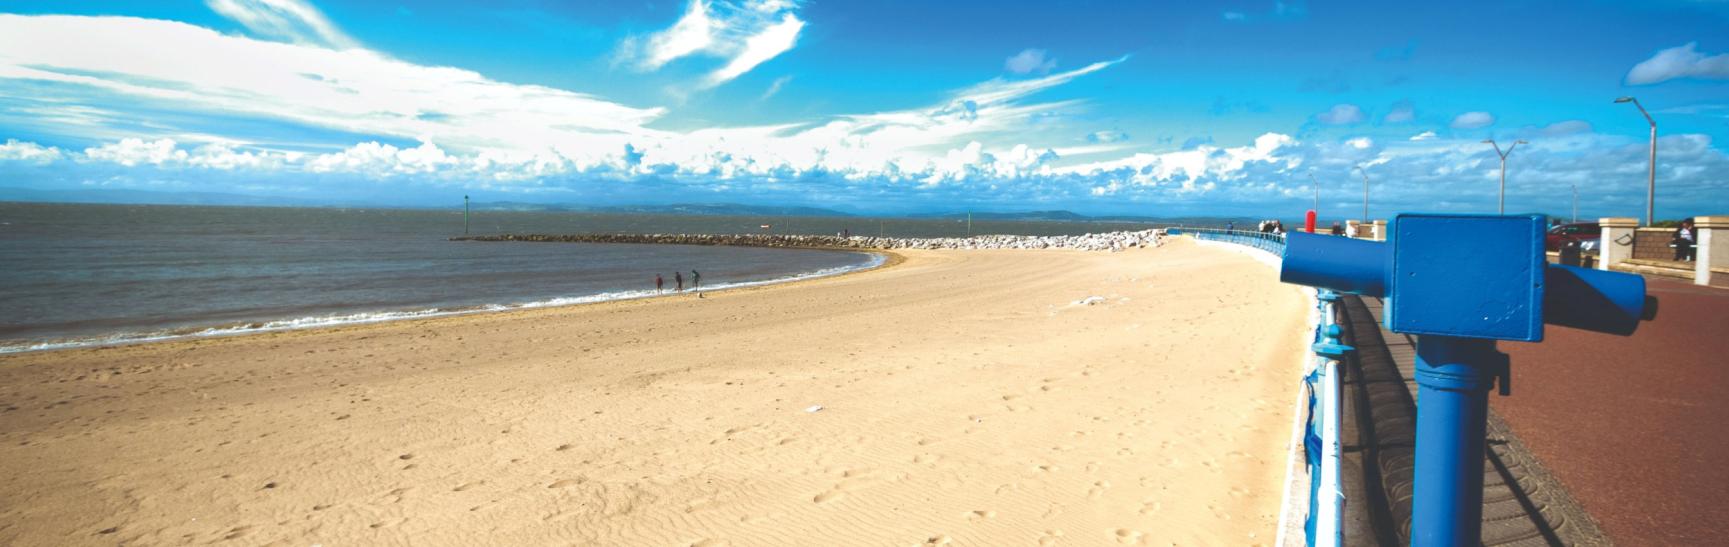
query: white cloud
[
  {"left": 636, "top": 0, "right": 716, "bottom": 70},
  {"left": 621, "top": 0, "right": 804, "bottom": 88},
  {"left": 0, "top": 139, "right": 65, "bottom": 164},
  {"left": 1315, "top": 104, "right": 1365, "bottom": 125},
  {"left": 205, "top": 0, "right": 357, "bottom": 49},
  {"left": 1346, "top": 137, "right": 1374, "bottom": 149},
  {"left": 1626, "top": 42, "right": 1729, "bottom": 85},
  {"left": 1384, "top": 101, "right": 1415, "bottom": 123},
  {"left": 1409, "top": 130, "right": 1437, "bottom": 141},
  {"left": 1540, "top": 120, "right": 1592, "bottom": 136},
  {"left": 0, "top": 14, "right": 667, "bottom": 164},
  {"left": 83, "top": 138, "right": 188, "bottom": 167},
  {"left": 1451, "top": 111, "right": 1495, "bottom": 129},
  {"left": 760, "top": 75, "right": 792, "bottom": 100},
  {"left": 1087, "top": 130, "right": 1129, "bottom": 144},
  {"left": 702, "top": 13, "right": 803, "bottom": 88},
  {"left": 1005, "top": 49, "right": 1057, "bottom": 75}
]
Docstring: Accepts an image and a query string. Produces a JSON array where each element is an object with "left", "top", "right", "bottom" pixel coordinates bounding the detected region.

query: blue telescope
[{"left": 1280, "top": 213, "right": 1651, "bottom": 545}]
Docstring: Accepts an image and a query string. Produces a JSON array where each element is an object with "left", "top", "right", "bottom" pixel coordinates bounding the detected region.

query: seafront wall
[{"left": 451, "top": 230, "right": 1162, "bottom": 252}]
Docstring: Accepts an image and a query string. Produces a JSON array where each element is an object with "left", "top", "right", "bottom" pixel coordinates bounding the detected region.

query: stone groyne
[{"left": 451, "top": 230, "right": 1162, "bottom": 252}]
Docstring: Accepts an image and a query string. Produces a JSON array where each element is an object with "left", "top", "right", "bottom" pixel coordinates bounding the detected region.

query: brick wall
[{"left": 1632, "top": 227, "right": 1678, "bottom": 260}]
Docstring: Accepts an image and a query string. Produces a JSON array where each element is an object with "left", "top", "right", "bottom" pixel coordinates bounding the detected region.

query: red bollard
[{"left": 1305, "top": 209, "right": 1317, "bottom": 233}]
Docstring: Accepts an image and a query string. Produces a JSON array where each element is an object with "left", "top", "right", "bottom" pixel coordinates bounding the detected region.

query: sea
[{"left": 0, "top": 202, "right": 1166, "bottom": 353}]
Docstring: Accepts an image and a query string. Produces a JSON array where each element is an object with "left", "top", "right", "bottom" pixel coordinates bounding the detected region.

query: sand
[{"left": 0, "top": 238, "right": 1310, "bottom": 546}]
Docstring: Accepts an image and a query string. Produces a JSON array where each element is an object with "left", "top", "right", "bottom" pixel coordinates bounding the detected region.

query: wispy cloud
[
  {"left": 1315, "top": 104, "right": 1365, "bottom": 125},
  {"left": 1450, "top": 111, "right": 1495, "bottom": 129},
  {"left": 205, "top": 0, "right": 357, "bottom": 49},
  {"left": 619, "top": 0, "right": 805, "bottom": 88},
  {"left": 760, "top": 75, "right": 792, "bottom": 100},
  {"left": 1004, "top": 49, "right": 1057, "bottom": 75},
  {"left": 1626, "top": 42, "right": 1729, "bottom": 85}
]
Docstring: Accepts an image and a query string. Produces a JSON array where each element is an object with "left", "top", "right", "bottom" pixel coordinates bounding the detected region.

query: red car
[{"left": 1545, "top": 222, "right": 1600, "bottom": 252}]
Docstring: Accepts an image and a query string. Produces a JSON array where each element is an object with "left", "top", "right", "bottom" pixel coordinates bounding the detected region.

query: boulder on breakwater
[{"left": 450, "top": 230, "right": 1162, "bottom": 253}]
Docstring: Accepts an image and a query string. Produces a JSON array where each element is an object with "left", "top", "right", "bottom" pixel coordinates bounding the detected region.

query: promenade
[
  {"left": 1494, "top": 278, "right": 1729, "bottom": 544},
  {"left": 1333, "top": 279, "right": 1728, "bottom": 545}
]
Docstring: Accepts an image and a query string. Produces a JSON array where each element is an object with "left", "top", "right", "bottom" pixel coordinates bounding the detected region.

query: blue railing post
[{"left": 1278, "top": 214, "right": 1651, "bottom": 546}]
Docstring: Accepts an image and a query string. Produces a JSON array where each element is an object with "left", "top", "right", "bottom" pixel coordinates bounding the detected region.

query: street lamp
[
  {"left": 1309, "top": 173, "right": 1319, "bottom": 213},
  {"left": 1615, "top": 96, "right": 1657, "bottom": 226},
  {"left": 1482, "top": 139, "right": 1528, "bottom": 215},
  {"left": 1571, "top": 184, "right": 1578, "bottom": 223},
  {"left": 1355, "top": 165, "right": 1370, "bottom": 223}
]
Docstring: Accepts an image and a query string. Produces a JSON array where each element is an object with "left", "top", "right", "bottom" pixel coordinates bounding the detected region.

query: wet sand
[{"left": 0, "top": 238, "right": 1308, "bottom": 546}]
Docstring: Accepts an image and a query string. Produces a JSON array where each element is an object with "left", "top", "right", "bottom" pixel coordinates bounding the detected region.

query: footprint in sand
[
  {"left": 1038, "top": 529, "right": 1065, "bottom": 546},
  {"left": 1113, "top": 528, "right": 1144, "bottom": 544},
  {"left": 967, "top": 510, "right": 996, "bottom": 520}
]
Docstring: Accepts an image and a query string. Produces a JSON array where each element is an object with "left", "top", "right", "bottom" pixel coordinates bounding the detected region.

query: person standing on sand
[
  {"left": 655, "top": 274, "right": 664, "bottom": 292},
  {"left": 675, "top": 271, "right": 684, "bottom": 291},
  {"left": 691, "top": 270, "right": 701, "bottom": 289}
]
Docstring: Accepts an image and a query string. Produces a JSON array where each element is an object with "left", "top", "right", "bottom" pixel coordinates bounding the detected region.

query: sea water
[{"left": 0, "top": 202, "right": 1161, "bottom": 353}]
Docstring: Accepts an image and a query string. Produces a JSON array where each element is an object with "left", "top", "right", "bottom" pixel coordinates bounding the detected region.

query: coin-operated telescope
[{"left": 1281, "top": 213, "right": 1651, "bottom": 546}]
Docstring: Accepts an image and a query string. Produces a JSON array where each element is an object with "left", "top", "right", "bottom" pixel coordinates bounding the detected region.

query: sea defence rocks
[{"left": 451, "top": 230, "right": 1162, "bottom": 252}]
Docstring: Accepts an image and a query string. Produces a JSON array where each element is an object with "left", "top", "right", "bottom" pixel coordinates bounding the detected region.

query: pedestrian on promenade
[
  {"left": 655, "top": 274, "right": 664, "bottom": 292},
  {"left": 675, "top": 271, "right": 684, "bottom": 291},
  {"left": 691, "top": 270, "right": 701, "bottom": 289},
  {"left": 1673, "top": 218, "right": 1696, "bottom": 261},
  {"left": 1330, "top": 222, "right": 1344, "bottom": 236},
  {"left": 1226, "top": 221, "right": 1235, "bottom": 231}
]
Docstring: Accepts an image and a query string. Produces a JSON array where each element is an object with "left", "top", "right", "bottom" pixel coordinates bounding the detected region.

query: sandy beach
[{"left": 0, "top": 238, "right": 1308, "bottom": 546}]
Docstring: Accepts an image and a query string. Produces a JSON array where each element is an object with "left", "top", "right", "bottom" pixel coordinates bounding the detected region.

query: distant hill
[
  {"left": 913, "top": 210, "right": 1090, "bottom": 221},
  {"left": 591, "top": 203, "right": 852, "bottom": 217},
  {"left": 0, "top": 186, "right": 325, "bottom": 207}
]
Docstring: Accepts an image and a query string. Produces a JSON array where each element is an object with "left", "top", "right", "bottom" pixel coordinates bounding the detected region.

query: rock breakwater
[{"left": 451, "top": 230, "right": 1161, "bottom": 252}]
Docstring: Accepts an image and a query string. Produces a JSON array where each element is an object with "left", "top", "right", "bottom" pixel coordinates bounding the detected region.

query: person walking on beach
[
  {"left": 655, "top": 274, "right": 664, "bottom": 292},
  {"left": 691, "top": 270, "right": 701, "bottom": 289},
  {"left": 675, "top": 271, "right": 684, "bottom": 291}
]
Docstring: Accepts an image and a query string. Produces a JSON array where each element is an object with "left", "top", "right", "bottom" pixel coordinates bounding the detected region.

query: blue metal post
[{"left": 1411, "top": 335, "right": 1504, "bottom": 546}]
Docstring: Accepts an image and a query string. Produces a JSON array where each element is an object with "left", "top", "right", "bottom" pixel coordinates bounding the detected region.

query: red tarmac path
[{"left": 1493, "top": 279, "right": 1729, "bottom": 545}]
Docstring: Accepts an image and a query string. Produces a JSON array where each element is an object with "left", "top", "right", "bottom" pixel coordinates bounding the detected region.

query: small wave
[{"left": 0, "top": 253, "right": 886, "bottom": 355}]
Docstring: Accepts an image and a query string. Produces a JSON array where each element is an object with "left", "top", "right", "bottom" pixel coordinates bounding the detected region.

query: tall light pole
[
  {"left": 1615, "top": 96, "right": 1657, "bottom": 226},
  {"left": 1571, "top": 184, "right": 1578, "bottom": 223},
  {"left": 1482, "top": 139, "right": 1527, "bottom": 215},
  {"left": 1309, "top": 173, "right": 1320, "bottom": 213},
  {"left": 1355, "top": 165, "right": 1370, "bottom": 222}
]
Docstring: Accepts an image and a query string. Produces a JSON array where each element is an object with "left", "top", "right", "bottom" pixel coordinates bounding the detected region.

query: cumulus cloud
[
  {"left": 1451, "top": 111, "right": 1495, "bottom": 129},
  {"left": 619, "top": 0, "right": 804, "bottom": 88},
  {"left": 1409, "top": 130, "right": 1437, "bottom": 141},
  {"left": 1626, "top": 42, "right": 1729, "bottom": 85},
  {"left": 1315, "top": 104, "right": 1365, "bottom": 125},
  {"left": 205, "top": 0, "right": 357, "bottom": 49},
  {"left": 0, "top": 139, "right": 64, "bottom": 164},
  {"left": 1005, "top": 49, "right": 1057, "bottom": 75}
]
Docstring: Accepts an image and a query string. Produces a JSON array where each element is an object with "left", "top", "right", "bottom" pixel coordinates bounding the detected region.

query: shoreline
[{"left": 0, "top": 250, "right": 900, "bottom": 357}]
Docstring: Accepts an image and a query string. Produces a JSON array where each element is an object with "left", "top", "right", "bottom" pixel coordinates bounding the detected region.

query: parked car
[{"left": 1545, "top": 222, "right": 1600, "bottom": 252}]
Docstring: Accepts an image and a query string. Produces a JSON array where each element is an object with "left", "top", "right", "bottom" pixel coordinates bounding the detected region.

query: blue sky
[{"left": 2, "top": 0, "right": 1727, "bottom": 218}]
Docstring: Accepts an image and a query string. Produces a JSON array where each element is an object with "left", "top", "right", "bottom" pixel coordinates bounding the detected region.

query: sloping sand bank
[{"left": 0, "top": 238, "right": 1308, "bottom": 546}]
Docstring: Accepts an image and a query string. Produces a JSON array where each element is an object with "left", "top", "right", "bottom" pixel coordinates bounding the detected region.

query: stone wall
[
  {"left": 1632, "top": 227, "right": 1678, "bottom": 260},
  {"left": 451, "top": 230, "right": 1162, "bottom": 253}
]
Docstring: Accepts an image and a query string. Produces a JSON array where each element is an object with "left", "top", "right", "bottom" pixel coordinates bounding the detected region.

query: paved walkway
[
  {"left": 1493, "top": 279, "right": 1729, "bottom": 544},
  {"left": 1335, "top": 295, "right": 1608, "bottom": 546}
]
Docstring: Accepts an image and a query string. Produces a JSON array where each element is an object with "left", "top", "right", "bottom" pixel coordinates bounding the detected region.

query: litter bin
[{"left": 1560, "top": 240, "right": 1583, "bottom": 267}]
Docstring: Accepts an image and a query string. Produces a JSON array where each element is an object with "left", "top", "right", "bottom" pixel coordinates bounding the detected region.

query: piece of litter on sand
[
  {"left": 1073, "top": 296, "right": 1106, "bottom": 306},
  {"left": 805, "top": 405, "right": 824, "bottom": 413}
]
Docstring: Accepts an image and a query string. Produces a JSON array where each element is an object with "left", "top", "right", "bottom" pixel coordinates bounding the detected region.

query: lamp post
[
  {"left": 1482, "top": 139, "right": 1527, "bottom": 215},
  {"left": 1572, "top": 184, "right": 1578, "bottom": 223},
  {"left": 1355, "top": 166, "right": 1370, "bottom": 222},
  {"left": 1615, "top": 96, "right": 1656, "bottom": 226},
  {"left": 1309, "top": 173, "right": 1320, "bottom": 213}
]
